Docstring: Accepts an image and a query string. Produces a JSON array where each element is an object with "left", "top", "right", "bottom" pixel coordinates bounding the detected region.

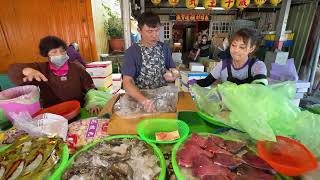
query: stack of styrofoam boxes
[
  {"left": 294, "top": 80, "right": 311, "bottom": 106},
  {"left": 112, "top": 73, "right": 122, "bottom": 94},
  {"left": 180, "top": 71, "right": 209, "bottom": 92},
  {"left": 269, "top": 79, "right": 310, "bottom": 107},
  {"left": 85, "top": 61, "right": 112, "bottom": 88},
  {"left": 189, "top": 62, "right": 205, "bottom": 72}
]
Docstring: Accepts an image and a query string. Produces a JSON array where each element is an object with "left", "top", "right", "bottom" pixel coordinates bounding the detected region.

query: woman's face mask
[{"left": 50, "top": 54, "right": 69, "bottom": 67}]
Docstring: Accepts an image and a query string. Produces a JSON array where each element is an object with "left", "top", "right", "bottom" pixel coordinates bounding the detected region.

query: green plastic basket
[
  {"left": 137, "top": 118, "right": 190, "bottom": 144},
  {"left": 50, "top": 135, "right": 166, "bottom": 180},
  {"left": 197, "top": 111, "right": 230, "bottom": 128},
  {"left": 0, "top": 142, "right": 69, "bottom": 180}
]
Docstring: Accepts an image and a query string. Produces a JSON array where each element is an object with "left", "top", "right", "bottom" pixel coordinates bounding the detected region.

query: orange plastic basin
[
  {"left": 32, "top": 100, "right": 80, "bottom": 120},
  {"left": 257, "top": 136, "right": 318, "bottom": 176}
]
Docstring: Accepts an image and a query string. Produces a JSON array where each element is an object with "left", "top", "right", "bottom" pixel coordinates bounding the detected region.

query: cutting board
[{"left": 103, "top": 92, "right": 197, "bottom": 135}]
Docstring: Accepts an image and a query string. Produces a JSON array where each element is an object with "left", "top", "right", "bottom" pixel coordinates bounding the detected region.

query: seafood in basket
[
  {"left": 62, "top": 137, "right": 163, "bottom": 180},
  {"left": 174, "top": 133, "right": 275, "bottom": 180},
  {"left": 0, "top": 135, "right": 66, "bottom": 179}
]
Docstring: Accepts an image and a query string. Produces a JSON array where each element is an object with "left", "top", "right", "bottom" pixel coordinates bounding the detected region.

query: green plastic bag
[
  {"left": 191, "top": 84, "right": 225, "bottom": 116},
  {"left": 293, "top": 111, "right": 320, "bottom": 157},
  {"left": 84, "top": 88, "right": 113, "bottom": 110},
  {"left": 193, "top": 82, "right": 300, "bottom": 141},
  {"left": 193, "top": 82, "right": 320, "bottom": 157},
  {"left": 218, "top": 82, "right": 300, "bottom": 141}
]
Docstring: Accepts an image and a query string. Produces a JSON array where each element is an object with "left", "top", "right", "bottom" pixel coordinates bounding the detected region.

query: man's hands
[
  {"left": 164, "top": 68, "right": 180, "bottom": 82},
  {"left": 22, "top": 67, "right": 48, "bottom": 82},
  {"left": 141, "top": 99, "right": 156, "bottom": 113}
]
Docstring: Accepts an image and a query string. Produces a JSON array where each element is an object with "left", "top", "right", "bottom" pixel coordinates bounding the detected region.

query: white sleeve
[
  {"left": 251, "top": 61, "right": 267, "bottom": 77},
  {"left": 210, "top": 61, "right": 223, "bottom": 80}
]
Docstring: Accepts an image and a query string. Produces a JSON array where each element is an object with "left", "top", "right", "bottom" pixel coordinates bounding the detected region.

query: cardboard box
[{"left": 86, "top": 61, "right": 112, "bottom": 78}]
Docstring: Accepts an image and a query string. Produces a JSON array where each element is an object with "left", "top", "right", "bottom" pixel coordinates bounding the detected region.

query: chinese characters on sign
[
  {"left": 176, "top": 13, "right": 210, "bottom": 21},
  {"left": 204, "top": 0, "right": 217, "bottom": 9},
  {"left": 185, "top": 0, "right": 199, "bottom": 9},
  {"left": 221, "top": 0, "right": 235, "bottom": 10}
]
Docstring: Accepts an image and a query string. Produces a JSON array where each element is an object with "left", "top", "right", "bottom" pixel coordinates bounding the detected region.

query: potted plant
[{"left": 103, "top": 4, "right": 124, "bottom": 52}]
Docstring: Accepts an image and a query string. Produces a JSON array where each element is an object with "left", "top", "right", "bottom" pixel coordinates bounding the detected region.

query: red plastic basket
[
  {"left": 257, "top": 136, "right": 318, "bottom": 176},
  {"left": 32, "top": 100, "right": 80, "bottom": 120}
]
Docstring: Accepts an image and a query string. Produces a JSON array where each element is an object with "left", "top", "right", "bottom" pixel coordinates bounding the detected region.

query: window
[
  {"left": 211, "top": 21, "right": 232, "bottom": 34},
  {"left": 162, "top": 21, "right": 171, "bottom": 40}
]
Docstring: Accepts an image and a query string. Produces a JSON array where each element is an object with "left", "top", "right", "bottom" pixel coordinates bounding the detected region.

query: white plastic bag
[{"left": 9, "top": 112, "right": 68, "bottom": 141}]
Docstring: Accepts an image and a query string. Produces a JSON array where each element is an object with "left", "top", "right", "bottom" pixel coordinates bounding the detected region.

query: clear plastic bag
[
  {"left": 9, "top": 112, "right": 68, "bottom": 140},
  {"left": 115, "top": 86, "right": 179, "bottom": 118}
]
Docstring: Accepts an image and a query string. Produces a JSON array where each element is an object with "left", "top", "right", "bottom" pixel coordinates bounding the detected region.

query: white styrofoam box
[
  {"left": 92, "top": 75, "right": 112, "bottom": 88},
  {"left": 295, "top": 92, "right": 305, "bottom": 99},
  {"left": 112, "top": 73, "right": 122, "bottom": 88},
  {"left": 296, "top": 88, "right": 309, "bottom": 93},
  {"left": 296, "top": 80, "right": 311, "bottom": 89},
  {"left": 189, "top": 62, "right": 204, "bottom": 72},
  {"left": 181, "top": 71, "right": 209, "bottom": 84},
  {"left": 291, "top": 99, "right": 301, "bottom": 107},
  {"left": 86, "top": 61, "right": 112, "bottom": 78}
]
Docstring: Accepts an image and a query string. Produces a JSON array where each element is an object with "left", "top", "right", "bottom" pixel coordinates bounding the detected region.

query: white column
[
  {"left": 275, "top": 0, "right": 292, "bottom": 49},
  {"left": 140, "top": 0, "right": 145, "bottom": 13},
  {"left": 121, "top": 0, "right": 131, "bottom": 49}
]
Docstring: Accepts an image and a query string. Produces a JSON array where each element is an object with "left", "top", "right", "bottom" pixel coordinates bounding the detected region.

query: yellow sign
[
  {"left": 254, "top": 0, "right": 266, "bottom": 7},
  {"left": 221, "top": 0, "right": 235, "bottom": 10},
  {"left": 176, "top": 13, "right": 210, "bottom": 21},
  {"left": 270, "top": 0, "right": 282, "bottom": 6},
  {"left": 204, "top": 0, "right": 217, "bottom": 9},
  {"left": 236, "top": 0, "right": 250, "bottom": 10},
  {"left": 185, "top": 0, "right": 199, "bottom": 9},
  {"left": 168, "top": 0, "right": 179, "bottom": 6},
  {"left": 151, "top": 0, "right": 161, "bottom": 5}
]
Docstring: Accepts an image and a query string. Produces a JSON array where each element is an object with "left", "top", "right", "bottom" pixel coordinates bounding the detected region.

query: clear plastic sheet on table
[{"left": 114, "top": 86, "right": 179, "bottom": 118}]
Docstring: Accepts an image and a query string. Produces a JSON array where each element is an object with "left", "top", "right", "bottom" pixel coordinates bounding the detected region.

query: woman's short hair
[
  {"left": 39, "top": 36, "right": 67, "bottom": 57},
  {"left": 231, "top": 28, "right": 260, "bottom": 47}
]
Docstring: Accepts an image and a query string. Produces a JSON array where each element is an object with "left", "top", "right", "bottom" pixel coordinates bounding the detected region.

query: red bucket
[{"left": 33, "top": 100, "right": 80, "bottom": 120}]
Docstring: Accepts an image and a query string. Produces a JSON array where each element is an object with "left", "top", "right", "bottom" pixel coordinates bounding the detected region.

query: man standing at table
[{"left": 121, "top": 12, "right": 179, "bottom": 113}]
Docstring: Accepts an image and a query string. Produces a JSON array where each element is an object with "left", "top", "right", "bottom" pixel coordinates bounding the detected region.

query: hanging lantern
[
  {"left": 168, "top": 0, "right": 179, "bottom": 6},
  {"left": 236, "top": 0, "right": 250, "bottom": 10},
  {"left": 204, "top": 0, "right": 217, "bottom": 9},
  {"left": 270, "top": 0, "right": 281, "bottom": 6},
  {"left": 254, "top": 0, "right": 266, "bottom": 7},
  {"left": 186, "top": 0, "right": 199, "bottom": 9},
  {"left": 221, "top": 0, "right": 235, "bottom": 10},
  {"left": 151, "top": 0, "right": 161, "bottom": 5}
]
